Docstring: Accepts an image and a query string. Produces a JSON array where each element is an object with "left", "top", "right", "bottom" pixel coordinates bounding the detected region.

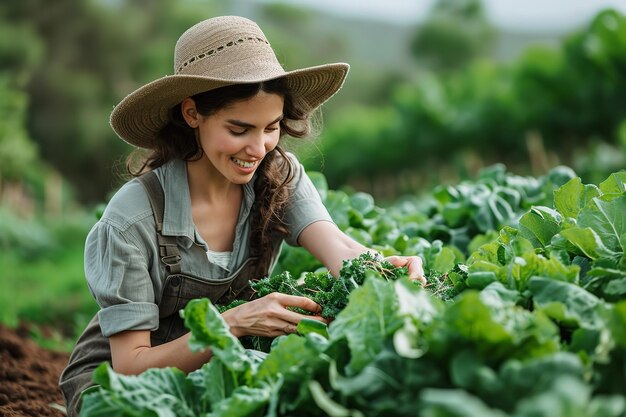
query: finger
[
  {"left": 384, "top": 255, "right": 408, "bottom": 268},
  {"left": 270, "top": 293, "right": 323, "bottom": 314},
  {"left": 298, "top": 314, "right": 329, "bottom": 325},
  {"left": 407, "top": 257, "right": 426, "bottom": 285},
  {"left": 385, "top": 256, "right": 426, "bottom": 284}
]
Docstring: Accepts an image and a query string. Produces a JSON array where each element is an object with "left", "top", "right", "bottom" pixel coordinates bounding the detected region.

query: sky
[{"left": 261, "top": 0, "right": 626, "bottom": 31}]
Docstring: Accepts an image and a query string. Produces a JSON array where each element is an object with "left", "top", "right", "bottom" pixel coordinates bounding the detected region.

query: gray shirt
[{"left": 85, "top": 153, "right": 332, "bottom": 337}]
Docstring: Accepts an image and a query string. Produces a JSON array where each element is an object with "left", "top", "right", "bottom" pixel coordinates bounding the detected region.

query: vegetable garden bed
[{"left": 80, "top": 165, "right": 626, "bottom": 417}]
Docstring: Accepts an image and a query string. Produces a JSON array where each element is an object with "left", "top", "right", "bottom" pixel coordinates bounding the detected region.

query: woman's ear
[{"left": 181, "top": 98, "right": 199, "bottom": 128}]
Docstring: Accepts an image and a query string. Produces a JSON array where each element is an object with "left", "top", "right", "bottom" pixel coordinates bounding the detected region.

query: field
[
  {"left": 3, "top": 165, "right": 623, "bottom": 416},
  {"left": 3, "top": 3, "right": 626, "bottom": 416}
]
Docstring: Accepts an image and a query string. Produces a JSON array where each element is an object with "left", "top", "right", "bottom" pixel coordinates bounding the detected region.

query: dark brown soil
[{"left": 0, "top": 323, "right": 69, "bottom": 417}]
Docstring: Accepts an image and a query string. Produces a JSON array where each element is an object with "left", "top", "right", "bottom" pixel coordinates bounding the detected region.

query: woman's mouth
[{"left": 231, "top": 157, "right": 257, "bottom": 169}]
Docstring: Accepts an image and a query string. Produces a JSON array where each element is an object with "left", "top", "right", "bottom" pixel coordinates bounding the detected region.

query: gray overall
[{"left": 59, "top": 172, "right": 267, "bottom": 417}]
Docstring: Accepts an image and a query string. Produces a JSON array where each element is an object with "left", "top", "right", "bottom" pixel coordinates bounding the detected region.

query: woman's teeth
[{"left": 232, "top": 158, "right": 256, "bottom": 168}]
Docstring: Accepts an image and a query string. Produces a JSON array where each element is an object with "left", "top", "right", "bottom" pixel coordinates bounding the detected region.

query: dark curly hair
[{"left": 126, "top": 78, "right": 312, "bottom": 277}]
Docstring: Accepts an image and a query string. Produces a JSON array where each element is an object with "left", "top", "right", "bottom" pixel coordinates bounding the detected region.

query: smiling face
[{"left": 183, "top": 91, "right": 285, "bottom": 185}]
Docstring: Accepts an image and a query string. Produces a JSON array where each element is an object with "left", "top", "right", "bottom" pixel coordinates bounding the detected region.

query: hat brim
[{"left": 110, "top": 63, "right": 349, "bottom": 149}]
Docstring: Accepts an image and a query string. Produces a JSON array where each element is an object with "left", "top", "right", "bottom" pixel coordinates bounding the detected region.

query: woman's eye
[
  {"left": 229, "top": 129, "right": 247, "bottom": 136},
  {"left": 265, "top": 127, "right": 279, "bottom": 133}
]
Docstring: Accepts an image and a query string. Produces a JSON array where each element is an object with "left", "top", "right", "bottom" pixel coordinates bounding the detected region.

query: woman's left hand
[{"left": 384, "top": 255, "right": 426, "bottom": 285}]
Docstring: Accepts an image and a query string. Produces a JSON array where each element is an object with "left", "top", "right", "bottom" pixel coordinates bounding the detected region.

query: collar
[{"left": 154, "top": 159, "right": 257, "bottom": 248}]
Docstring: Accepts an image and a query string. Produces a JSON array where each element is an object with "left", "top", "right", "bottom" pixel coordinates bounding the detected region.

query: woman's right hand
[{"left": 220, "top": 292, "right": 326, "bottom": 338}]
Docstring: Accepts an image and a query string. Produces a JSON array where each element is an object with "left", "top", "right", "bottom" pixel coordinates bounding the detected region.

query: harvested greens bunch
[{"left": 220, "top": 252, "right": 409, "bottom": 320}]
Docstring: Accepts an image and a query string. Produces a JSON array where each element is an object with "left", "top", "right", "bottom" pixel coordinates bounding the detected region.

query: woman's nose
[{"left": 246, "top": 132, "right": 268, "bottom": 157}]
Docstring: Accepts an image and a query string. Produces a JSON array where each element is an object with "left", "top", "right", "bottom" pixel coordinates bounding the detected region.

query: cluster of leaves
[
  {"left": 466, "top": 171, "right": 626, "bottom": 298},
  {"left": 218, "top": 253, "right": 408, "bottom": 351},
  {"left": 252, "top": 252, "right": 407, "bottom": 320},
  {"left": 79, "top": 167, "right": 626, "bottom": 417}
]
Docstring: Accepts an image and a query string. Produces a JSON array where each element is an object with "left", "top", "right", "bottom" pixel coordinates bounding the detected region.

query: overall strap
[{"left": 137, "top": 171, "right": 182, "bottom": 274}]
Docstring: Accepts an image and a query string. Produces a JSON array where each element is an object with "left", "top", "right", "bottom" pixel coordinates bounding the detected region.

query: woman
[{"left": 60, "top": 15, "right": 424, "bottom": 416}]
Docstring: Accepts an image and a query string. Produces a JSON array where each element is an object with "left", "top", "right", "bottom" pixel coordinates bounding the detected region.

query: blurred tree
[
  {"left": 310, "top": 8, "right": 626, "bottom": 197},
  {"left": 512, "top": 9, "right": 626, "bottom": 163},
  {"left": 0, "top": 79, "right": 39, "bottom": 182},
  {"left": 410, "top": 0, "right": 495, "bottom": 71},
  {"left": 1, "top": 0, "right": 223, "bottom": 203},
  {"left": 0, "top": 20, "right": 43, "bottom": 182}
]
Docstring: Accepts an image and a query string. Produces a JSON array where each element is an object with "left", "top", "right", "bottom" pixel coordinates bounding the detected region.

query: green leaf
[
  {"left": 481, "top": 281, "right": 521, "bottom": 305},
  {"left": 297, "top": 318, "right": 329, "bottom": 339},
  {"left": 329, "top": 276, "right": 401, "bottom": 374},
  {"left": 188, "top": 358, "right": 238, "bottom": 410},
  {"left": 560, "top": 227, "right": 619, "bottom": 260},
  {"left": 479, "top": 163, "right": 507, "bottom": 184},
  {"left": 487, "top": 193, "right": 516, "bottom": 226},
  {"left": 420, "top": 388, "right": 507, "bottom": 417},
  {"left": 433, "top": 246, "right": 456, "bottom": 275},
  {"left": 468, "top": 231, "right": 500, "bottom": 255},
  {"left": 256, "top": 333, "right": 327, "bottom": 384},
  {"left": 307, "top": 171, "right": 328, "bottom": 201},
  {"left": 578, "top": 195, "right": 626, "bottom": 253},
  {"left": 554, "top": 177, "right": 583, "bottom": 219},
  {"left": 609, "top": 301, "right": 626, "bottom": 348},
  {"left": 393, "top": 281, "right": 443, "bottom": 358},
  {"left": 437, "top": 291, "right": 512, "bottom": 355},
  {"left": 518, "top": 206, "right": 561, "bottom": 248},
  {"left": 349, "top": 192, "right": 375, "bottom": 214},
  {"left": 207, "top": 385, "right": 271, "bottom": 417},
  {"left": 528, "top": 277, "right": 605, "bottom": 329},
  {"left": 324, "top": 190, "right": 351, "bottom": 230},
  {"left": 513, "top": 375, "right": 610, "bottom": 417},
  {"left": 554, "top": 176, "right": 603, "bottom": 219},
  {"left": 274, "top": 245, "right": 322, "bottom": 278},
  {"left": 546, "top": 166, "right": 577, "bottom": 188},
  {"left": 309, "top": 380, "right": 364, "bottom": 417},
  {"left": 394, "top": 233, "right": 409, "bottom": 253},
  {"left": 182, "top": 298, "right": 253, "bottom": 375},
  {"left": 433, "top": 289, "right": 559, "bottom": 362},
  {"left": 330, "top": 348, "right": 444, "bottom": 416},
  {"left": 495, "top": 186, "right": 522, "bottom": 210},
  {"left": 344, "top": 227, "right": 373, "bottom": 247},
  {"left": 450, "top": 350, "right": 498, "bottom": 393},
  {"left": 442, "top": 201, "right": 470, "bottom": 228},
  {"left": 599, "top": 171, "right": 626, "bottom": 195},
  {"left": 604, "top": 277, "right": 626, "bottom": 296},
  {"left": 466, "top": 271, "right": 497, "bottom": 289},
  {"left": 515, "top": 250, "right": 580, "bottom": 286},
  {"left": 82, "top": 363, "right": 201, "bottom": 417},
  {"left": 497, "top": 353, "right": 585, "bottom": 411}
]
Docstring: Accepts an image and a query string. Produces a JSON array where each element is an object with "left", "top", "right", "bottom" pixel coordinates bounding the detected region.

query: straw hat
[{"left": 110, "top": 16, "right": 350, "bottom": 149}]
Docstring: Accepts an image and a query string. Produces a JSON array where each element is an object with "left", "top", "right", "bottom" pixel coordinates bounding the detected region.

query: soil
[{"left": 0, "top": 323, "right": 70, "bottom": 417}]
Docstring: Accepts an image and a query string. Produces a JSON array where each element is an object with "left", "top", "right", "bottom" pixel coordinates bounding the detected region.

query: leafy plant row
[
  {"left": 80, "top": 166, "right": 626, "bottom": 417},
  {"left": 275, "top": 163, "right": 577, "bottom": 290}
]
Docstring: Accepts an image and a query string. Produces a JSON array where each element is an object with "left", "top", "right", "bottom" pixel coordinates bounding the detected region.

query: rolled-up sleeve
[
  {"left": 84, "top": 221, "right": 158, "bottom": 337},
  {"left": 283, "top": 154, "right": 334, "bottom": 246}
]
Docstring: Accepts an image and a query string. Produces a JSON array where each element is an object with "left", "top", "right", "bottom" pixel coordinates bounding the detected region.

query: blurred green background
[{"left": 1, "top": 0, "right": 625, "bottom": 350}]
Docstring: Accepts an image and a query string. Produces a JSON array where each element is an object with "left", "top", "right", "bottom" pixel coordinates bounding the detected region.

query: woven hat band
[{"left": 177, "top": 38, "right": 284, "bottom": 80}]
